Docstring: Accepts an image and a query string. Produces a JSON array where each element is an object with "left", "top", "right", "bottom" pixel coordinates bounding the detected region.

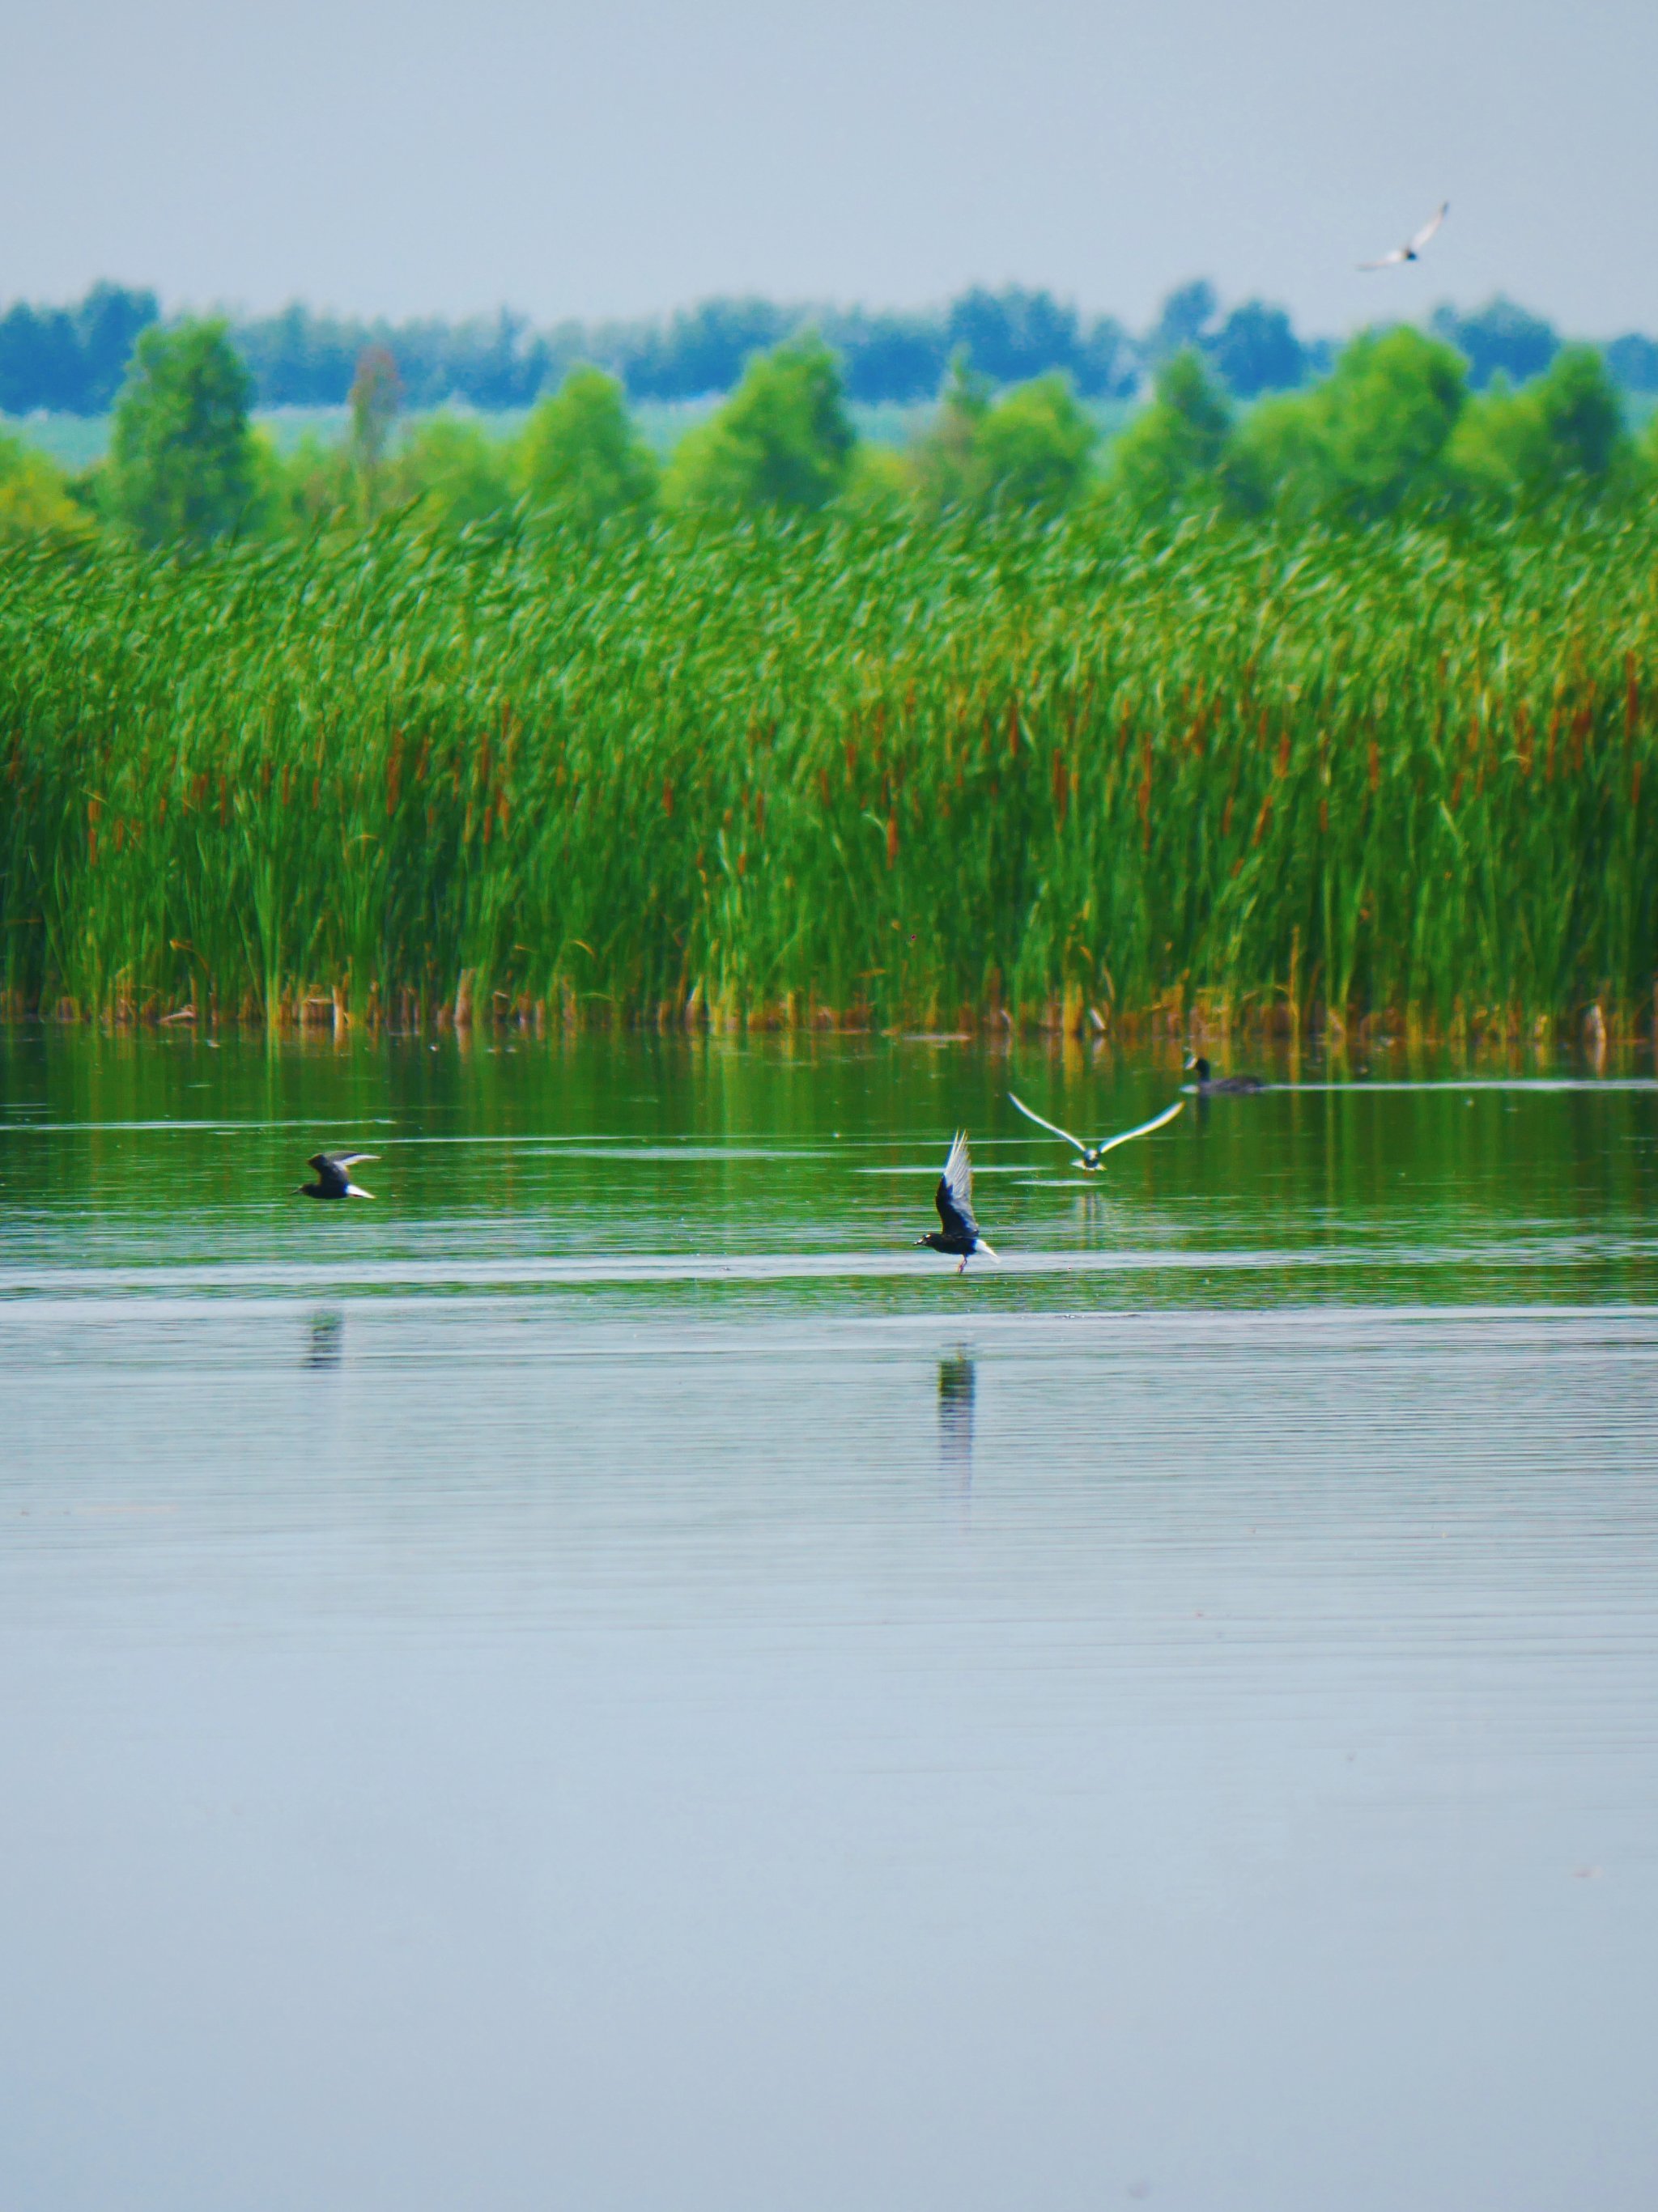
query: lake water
[{"left": 2, "top": 1028, "right": 1656, "bottom": 2212}]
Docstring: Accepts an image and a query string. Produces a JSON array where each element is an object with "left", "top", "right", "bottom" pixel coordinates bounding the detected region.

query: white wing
[
  {"left": 1409, "top": 201, "right": 1448, "bottom": 254},
  {"left": 1008, "top": 1091, "right": 1087, "bottom": 1153},
  {"left": 333, "top": 1153, "right": 378, "bottom": 1168},
  {"left": 1090, "top": 1097, "right": 1185, "bottom": 1157},
  {"left": 941, "top": 1129, "right": 974, "bottom": 1216},
  {"left": 1358, "top": 246, "right": 1408, "bottom": 270}
]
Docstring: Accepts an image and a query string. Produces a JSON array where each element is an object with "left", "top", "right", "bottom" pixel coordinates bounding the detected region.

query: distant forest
[{"left": 5, "top": 277, "right": 1658, "bottom": 418}]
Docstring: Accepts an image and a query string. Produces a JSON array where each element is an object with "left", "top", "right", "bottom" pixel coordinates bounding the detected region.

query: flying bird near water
[
  {"left": 298, "top": 1152, "right": 377, "bottom": 1200},
  {"left": 1007, "top": 1091, "right": 1184, "bottom": 1171},
  {"left": 916, "top": 1131, "right": 998, "bottom": 1275},
  {"left": 1359, "top": 202, "right": 1448, "bottom": 270}
]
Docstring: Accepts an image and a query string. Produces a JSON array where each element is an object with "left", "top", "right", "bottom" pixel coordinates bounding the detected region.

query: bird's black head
[{"left": 1185, "top": 1055, "right": 1211, "bottom": 1081}]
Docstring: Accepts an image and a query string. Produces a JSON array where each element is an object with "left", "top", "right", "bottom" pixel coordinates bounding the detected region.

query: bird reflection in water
[
  {"left": 937, "top": 1351, "right": 976, "bottom": 1491},
  {"left": 304, "top": 1309, "right": 345, "bottom": 1369}
]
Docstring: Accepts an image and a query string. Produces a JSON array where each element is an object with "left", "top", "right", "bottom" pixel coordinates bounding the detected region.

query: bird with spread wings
[
  {"left": 916, "top": 1131, "right": 998, "bottom": 1275},
  {"left": 298, "top": 1151, "right": 377, "bottom": 1200},
  {"left": 1360, "top": 202, "right": 1448, "bottom": 270},
  {"left": 1008, "top": 1092, "right": 1183, "bottom": 1172}
]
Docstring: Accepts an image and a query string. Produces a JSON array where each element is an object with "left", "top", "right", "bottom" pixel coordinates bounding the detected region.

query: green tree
[
  {"left": 1111, "top": 350, "right": 1232, "bottom": 513},
  {"left": 107, "top": 319, "right": 261, "bottom": 546},
  {"left": 1226, "top": 326, "right": 1467, "bottom": 522},
  {"left": 910, "top": 359, "right": 1095, "bottom": 518},
  {"left": 1451, "top": 350, "right": 1629, "bottom": 507},
  {"left": 1209, "top": 299, "right": 1306, "bottom": 397},
  {"left": 0, "top": 428, "right": 89, "bottom": 539},
  {"left": 386, "top": 414, "right": 515, "bottom": 533},
  {"left": 665, "top": 337, "right": 855, "bottom": 515},
  {"left": 1145, "top": 281, "right": 1219, "bottom": 366},
  {"left": 517, "top": 366, "right": 658, "bottom": 529},
  {"left": 348, "top": 345, "right": 401, "bottom": 520},
  {"left": 1221, "top": 390, "right": 1328, "bottom": 518},
  {"left": 968, "top": 374, "right": 1097, "bottom": 514},
  {"left": 1431, "top": 296, "right": 1558, "bottom": 388},
  {"left": 1314, "top": 327, "right": 1466, "bottom": 517},
  {"left": 1532, "top": 347, "right": 1626, "bottom": 482},
  {"left": 910, "top": 353, "right": 992, "bottom": 515}
]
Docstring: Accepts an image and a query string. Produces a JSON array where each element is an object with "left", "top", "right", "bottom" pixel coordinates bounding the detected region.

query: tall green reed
[{"left": 1, "top": 503, "right": 1654, "bottom": 1031}]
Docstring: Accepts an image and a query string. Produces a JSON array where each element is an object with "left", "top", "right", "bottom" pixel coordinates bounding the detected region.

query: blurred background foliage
[
  {"left": 4, "top": 274, "right": 1658, "bottom": 420},
  {"left": 0, "top": 287, "right": 1654, "bottom": 550}
]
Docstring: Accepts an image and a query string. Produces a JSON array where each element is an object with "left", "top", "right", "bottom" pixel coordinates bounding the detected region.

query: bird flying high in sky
[{"left": 1359, "top": 202, "right": 1448, "bottom": 270}]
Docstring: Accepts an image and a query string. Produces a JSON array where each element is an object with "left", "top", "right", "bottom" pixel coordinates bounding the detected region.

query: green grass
[{"left": 2, "top": 503, "right": 1655, "bottom": 1034}]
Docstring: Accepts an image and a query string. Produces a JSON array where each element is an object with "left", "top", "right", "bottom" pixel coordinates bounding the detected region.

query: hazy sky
[{"left": 3, "top": 0, "right": 1655, "bottom": 334}]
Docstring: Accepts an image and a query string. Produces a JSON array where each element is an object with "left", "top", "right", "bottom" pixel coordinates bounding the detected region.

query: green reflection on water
[{"left": 1, "top": 1025, "right": 1656, "bottom": 1313}]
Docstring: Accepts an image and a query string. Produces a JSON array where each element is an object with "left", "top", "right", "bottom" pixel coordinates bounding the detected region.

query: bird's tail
[
  {"left": 976, "top": 1241, "right": 1000, "bottom": 1264},
  {"left": 345, "top": 1183, "right": 376, "bottom": 1199}
]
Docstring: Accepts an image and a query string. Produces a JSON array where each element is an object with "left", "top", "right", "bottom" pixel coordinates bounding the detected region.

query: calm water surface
[{"left": 2, "top": 1030, "right": 1656, "bottom": 2212}]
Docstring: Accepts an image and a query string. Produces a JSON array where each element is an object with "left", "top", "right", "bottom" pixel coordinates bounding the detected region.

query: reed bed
[{"left": 2, "top": 505, "right": 1656, "bottom": 1034}]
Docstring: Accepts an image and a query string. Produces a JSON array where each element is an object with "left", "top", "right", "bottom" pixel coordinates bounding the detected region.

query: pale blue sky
[{"left": 2, "top": 0, "right": 1654, "bottom": 333}]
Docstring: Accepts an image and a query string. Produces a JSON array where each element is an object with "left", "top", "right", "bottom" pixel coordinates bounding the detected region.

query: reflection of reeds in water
[
  {"left": 938, "top": 1352, "right": 976, "bottom": 1488},
  {"left": 304, "top": 1309, "right": 344, "bottom": 1369}
]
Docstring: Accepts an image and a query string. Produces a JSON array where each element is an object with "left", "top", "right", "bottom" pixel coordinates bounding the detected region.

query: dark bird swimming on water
[
  {"left": 1184, "top": 1055, "right": 1267, "bottom": 1096},
  {"left": 917, "top": 1131, "right": 998, "bottom": 1275},
  {"left": 1008, "top": 1090, "right": 1183, "bottom": 1170},
  {"left": 299, "top": 1152, "right": 377, "bottom": 1200}
]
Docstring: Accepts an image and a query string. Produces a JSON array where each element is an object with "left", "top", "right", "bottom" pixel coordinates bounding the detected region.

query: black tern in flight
[
  {"left": 299, "top": 1152, "right": 377, "bottom": 1199},
  {"left": 917, "top": 1131, "right": 997, "bottom": 1275}
]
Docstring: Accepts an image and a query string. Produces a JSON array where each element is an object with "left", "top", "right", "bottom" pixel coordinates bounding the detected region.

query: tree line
[
  {"left": 6, "top": 278, "right": 1658, "bottom": 419},
  {"left": 2, "top": 313, "right": 1651, "bottom": 550}
]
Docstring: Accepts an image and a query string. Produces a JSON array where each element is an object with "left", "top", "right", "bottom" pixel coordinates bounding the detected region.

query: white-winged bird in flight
[
  {"left": 299, "top": 1151, "right": 377, "bottom": 1199},
  {"left": 1008, "top": 1092, "right": 1184, "bottom": 1171},
  {"left": 917, "top": 1131, "right": 998, "bottom": 1275},
  {"left": 1360, "top": 202, "right": 1448, "bottom": 270}
]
